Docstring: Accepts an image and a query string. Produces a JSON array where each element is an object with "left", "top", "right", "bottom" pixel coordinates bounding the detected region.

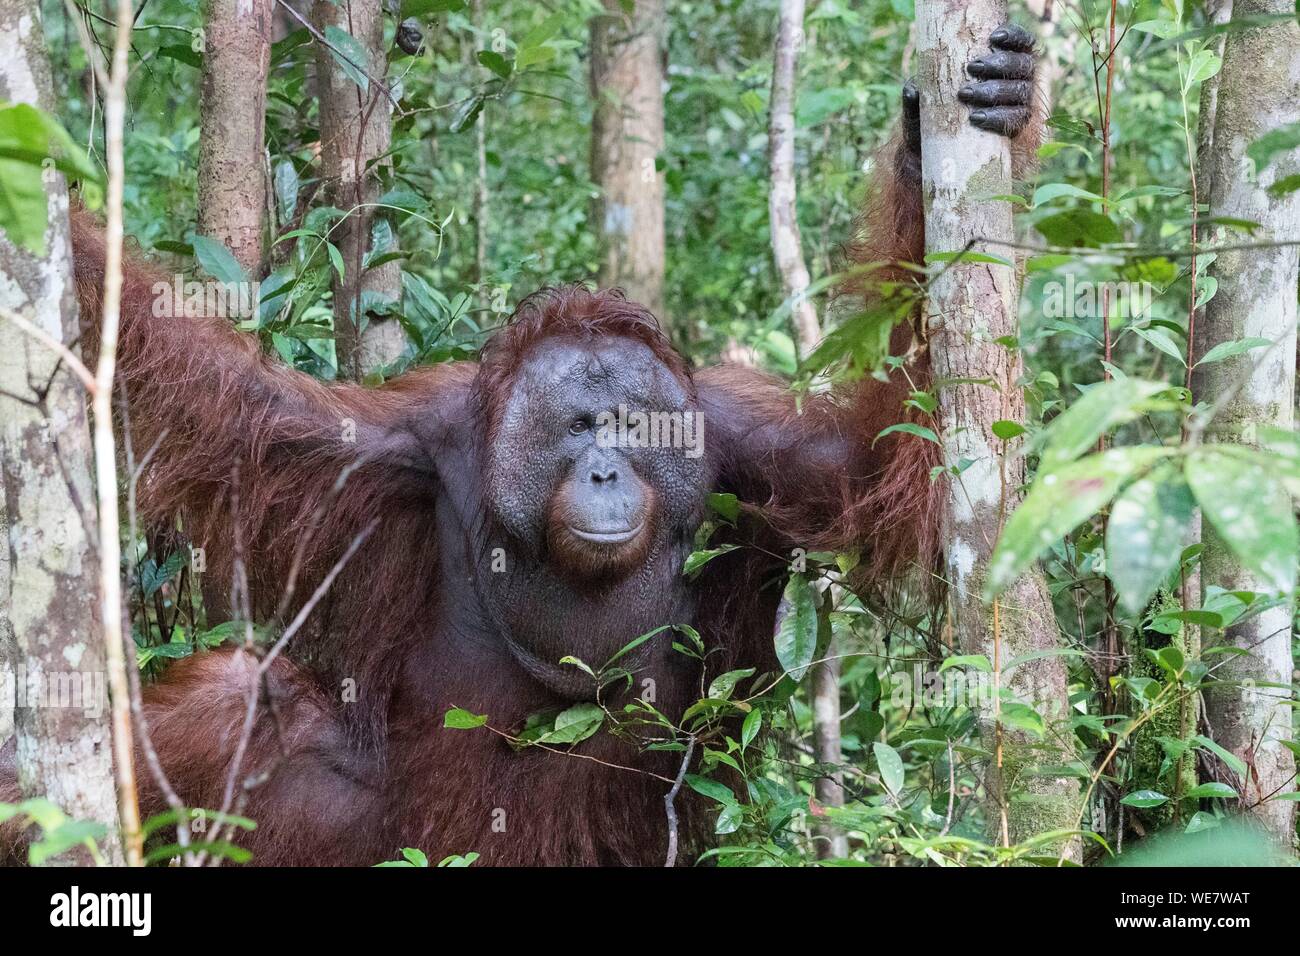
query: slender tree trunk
[
  {"left": 0, "top": 0, "right": 123, "bottom": 864},
  {"left": 768, "top": 0, "right": 820, "bottom": 357},
  {"left": 313, "top": 0, "right": 404, "bottom": 380},
  {"left": 589, "top": 0, "right": 666, "bottom": 320},
  {"left": 0, "top": 504, "right": 13, "bottom": 748},
  {"left": 811, "top": 647, "right": 847, "bottom": 858},
  {"left": 916, "top": 0, "right": 1080, "bottom": 857},
  {"left": 1194, "top": 0, "right": 1299, "bottom": 842},
  {"left": 197, "top": 0, "right": 272, "bottom": 278},
  {"left": 471, "top": 0, "right": 488, "bottom": 303}
]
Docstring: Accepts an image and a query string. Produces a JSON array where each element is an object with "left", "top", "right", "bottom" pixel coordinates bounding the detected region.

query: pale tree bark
[
  {"left": 811, "top": 646, "right": 847, "bottom": 858},
  {"left": 470, "top": 0, "right": 488, "bottom": 302},
  {"left": 768, "top": 0, "right": 820, "bottom": 357},
  {"left": 589, "top": 0, "right": 666, "bottom": 320},
  {"left": 1194, "top": 0, "right": 1299, "bottom": 843},
  {"left": 916, "top": 0, "right": 1080, "bottom": 857},
  {"left": 0, "top": 0, "right": 123, "bottom": 864},
  {"left": 197, "top": 0, "right": 273, "bottom": 278},
  {"left": 313, "top": 0, "right": 404, "bottom": 380}
]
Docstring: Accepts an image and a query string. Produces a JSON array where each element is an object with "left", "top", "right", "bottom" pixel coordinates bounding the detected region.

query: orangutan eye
[{"left": 568, "top": 418, "right": 590, "bottom": 436}]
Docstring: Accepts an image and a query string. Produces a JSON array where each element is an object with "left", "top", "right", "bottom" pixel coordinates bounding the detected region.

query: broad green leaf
[
  {"left": 991, "top": 420, "right": 1026, "bottom": 440},
  {"left": 1184, "top": 50, "right": 1221, "bottom": 88},
  {"left": 1186, "top": 449, "right": 1298, "bottom": 595},
  {"left": 987, "top": 447, "right": 1172, "bottom": 598},
  {"left": 874, "top": 422, "right": 939, "bottom": 446},
  {"left": 190, "top": 234, "right": 247, "bottom": 286},
  {"left": 998, "top": 701, "right": 1046, "bottom": 737},
  {"left": 534, "top": 702, "right": 603, "bottom": 745},
  {"left": 323, "top": 25, "right": 371, "bottom": 94},
  {"left": 1192, "top": 734, "right": 1248, "bottom": 779},
  {"left": 682, "top": 543, "right": 738, "bottom": 576},
  {"left": 1034, "top": 208, "right": 1123, "bottom": 247},
  {"left": 740, "top": 708, "right": 762, "bottom": 749},
  {"left": 707, "top": 668, "right": 755, "bottom": 701},
  {"left": 1120, "top": 790, "right": 1168, "bottom": 808},
  {"left": 1107, "top": 464, "right": 1194, "bottom": 615},
  {"left": 1034, "top": 378, "right": 1170, "bottom": 471},
  {"left": 773, "top": 574, "right": 819, "bottom": 682},
  {"left": 938, "top": 654, "right": 992, "bottom": 673},
  {"left": 476, "top": 50, "right": 513, "bottom": 78},
  {"left": 873, "top": 742, "right": 904, "bottom": 795},
  {"left": 1132, "top": 326, "right": 1186, "bottom": 365},
  {"left": 443, "top": 707, "right": 487, "bottom": 729},
  {"left": 1184, "top": 782, "right": 1238, "bottom": 800},
  {"left": 685, "top": 774, "right": 736, "bottom": 806},
  {"left": 1194, "top": 337, "right": 1270, "bottom": 367}
]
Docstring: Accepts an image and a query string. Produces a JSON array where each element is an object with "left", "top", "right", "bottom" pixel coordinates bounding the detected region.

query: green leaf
[
  {"left": 443, "top": 707, "right": 487, "bottom": 729},
  {"left": 707, "top": 668, "right": 755, "bottom": 701},
  {"left": 1034, "top": 208, "right": 1123, "bottom": 247},
  {"left": 873, "top": 742, "right": 904, "bottom": 795},
  {"left": 1184, "top": 49, "right": 1222, "bottom": 88},
  {"left": 450, "top": 94, "right": 485, "bottom": 134},
  {"left": 1034, "top": 378, "right": 1170, "bottom": 471},
  {"left": 715, "top": 803, "right": 743, "bottom": 835},
  {"left": 1107, "top": 464, "right": 1194, "bottom": 615},
  {"left": 1184, "top": 782, "right": 1238, "bottom": 800},
  {"left": 1194, "top": 337, "right": 1271, "bottom": 367},
  {"left": 707, "top": 492, "right": 740, "bottom": 522},
  {"left": 998, "top": 701, "right": 1046, "bottom": 737},
  {"left": 924, "top": 250, "right": 1012, "bottom": 267},
  {"left": 476, "top": 50, "right": 513, "bottom": 79},
  {"left": 190, "top": 234, "right": 247, "bottom": 286},
  {"left": 1120, "top": 789, "right": 1169, "bottom": 808},
  {"left": 938, "top": 654, "right": 992, "bottom": 673},
  {"left": 740, "top": 708, "right": 762, "bottom": 749},
  {"left": 323, "top": 25, "right": 371, "bottom": 94},
  {"left": 873, "top": 422, "right": 939, "bottom": 446},
  {"left": 986, "top": 447, "right": 1172, "bottom": 598},
  {"left": 773, "top": 574, "right": 819, "bottom": 683},
  {"left": 534, "top": 702, "right": 603, "bottom": 745},
  {"left": 682, "top": 544, "right": 738, "bottom": 576},
  {"left": 685, "top": 774, "right": 736, "bottom": 806},
  {"left": 1132, "top": 326, "right": 1186, "bottom": 365},
  {"left": 1192, "top": 734, "right": 1248, "bottom": 779},
  {"left": 991, "top": 420, "right": 1026, "bottom": 440},
  {"left": 1186, "top": 449, "right": 1298, "bottom": 595}
]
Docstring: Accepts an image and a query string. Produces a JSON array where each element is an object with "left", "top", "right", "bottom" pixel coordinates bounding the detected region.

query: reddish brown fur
[{"left": 1, "top": 97, "right": 1043, "bottom": 866}]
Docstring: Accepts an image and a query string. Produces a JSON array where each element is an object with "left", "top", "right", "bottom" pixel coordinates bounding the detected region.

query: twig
[
  {"left": 664, "top": 736, "right": 697, "bottom": 868},
  {"left": 89, "top": 0, "right": 144, "bottom": 867}
]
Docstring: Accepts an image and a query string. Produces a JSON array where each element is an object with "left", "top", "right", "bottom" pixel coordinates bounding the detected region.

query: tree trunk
[
  {"left": 313, "top": 0, "right": 404, "bottom": 380},
  {"left": 0, "top": 0, "right": 123, "bottom": 865},
  {"left": 1194, "top": 0, "right": 1299, "bottom": 842},
  {"left": 471, "top": 0, "right": 488, "bottom": 303},
  {"left": 916, "top": 0, "right": 1080, "bottom": 857},
  {"left": 811, "top": 648, "right": 847, "bottom": 858},
  {"left": 768, "top": 0, "right": 820, "bottom": 357},
  {"left": 197, "top": 0, "right": 273, "bottom": 278},
  {"left": 589, "top": 0, "right": 666, "bottom": 320}
]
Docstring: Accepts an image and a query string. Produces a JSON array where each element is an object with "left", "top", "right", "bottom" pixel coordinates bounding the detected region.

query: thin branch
[{"left": 664, "top": 736, "right": 697, "bottom": 867}]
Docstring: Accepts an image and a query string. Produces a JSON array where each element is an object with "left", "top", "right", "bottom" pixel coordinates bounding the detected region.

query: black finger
[
  {"left": 958, "top": 79, "right": 1032, "bottom": 108},
  {"left": 901, "top": 78, "right": 921, "bottom": 153},
  {"left": 967, "top": 50, "right": 1035, "bottom": 81},
  {"left": 989, "top": 22, "right": 1035, "bottom": 53},
  {"left": 969, "top": 106, "right": 1030, "bottom": 138}
]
